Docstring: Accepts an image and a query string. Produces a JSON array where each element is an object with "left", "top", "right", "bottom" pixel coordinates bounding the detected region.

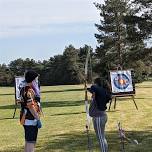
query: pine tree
[
  {"left": 62, "top": 45, "right": 83, "bottom": 84},
  {"left": 94, "top": 0, "right": 130, "bottom": 78},
  {"left": 94, "top": 0, "right": 151, "bottom": 81}
]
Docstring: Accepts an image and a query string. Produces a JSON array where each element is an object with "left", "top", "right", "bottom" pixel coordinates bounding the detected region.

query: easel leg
[
  {"left": 13, "top": 104, "right": 17, "bottom": 118},
  {"left": 114, "top": 97, "right": 117, "bottom": 109},
  {"left": 132, "top": 96, "right": 138, "bottom": 110},
  {"left": 108, "top": 99, "right": 112, "bottom": 110}
]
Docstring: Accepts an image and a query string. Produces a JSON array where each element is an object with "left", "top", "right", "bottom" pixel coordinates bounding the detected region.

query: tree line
[
  {"left": 0, "top": 45, "right": 93, "bottom": 86},
  {"left": 0, "top": 0, "right": 151, "bottom": 86}
]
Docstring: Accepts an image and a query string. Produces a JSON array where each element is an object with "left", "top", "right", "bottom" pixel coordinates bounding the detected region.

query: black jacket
[{"left": 88, "top": 85, "right": 111, "bottom": 111}]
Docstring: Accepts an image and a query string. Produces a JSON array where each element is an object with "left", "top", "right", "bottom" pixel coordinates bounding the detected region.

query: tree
[
  {"left": 78, "top": 45, "right": 95, "bottom": 82},
  {"left": 62, "top": 45, "right": 83, "bottom": 84},
  {"left": 0, "top": 64, "right": 13, "bottom": 86},
  {"left": 94, "top": 0, "right": 131, "bottom": 78},
  {"left": 124, "top": 0, "right": 152, "bottom": 80},
  {"left": 40, "top": 45, "right": 85, "bottom": 85},
  {"left": 131, "top": 0, "right": 152, "bottom": 40},
  {"left": 94, "top": 0, "right": 151, "bottom": 81}
]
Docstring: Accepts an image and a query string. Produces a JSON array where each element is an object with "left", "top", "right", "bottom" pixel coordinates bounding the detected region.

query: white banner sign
[
  {"left": 15, "top": 76, "right": 26, "bottom": 100},
  {"left": 15, "top": 76, "right": 40, "bottom": 100}
]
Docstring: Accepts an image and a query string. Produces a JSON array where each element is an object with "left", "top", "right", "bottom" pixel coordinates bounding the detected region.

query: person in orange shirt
[{"left": 20, "top": 70, "right": 42, "bottom": 152}]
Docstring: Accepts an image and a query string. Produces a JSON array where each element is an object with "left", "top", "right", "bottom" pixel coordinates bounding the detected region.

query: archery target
[{"left": 110, "top": 70, "right": 134, "bottom": 94}]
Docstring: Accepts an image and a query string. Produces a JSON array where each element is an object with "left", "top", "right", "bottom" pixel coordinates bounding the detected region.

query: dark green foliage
[
  {"left": 0, "top": 45, "right": 92, "bottom": 86},
  {"left": 94, "top": 0, "right": 152, "bottom": 81},
  {"left": 94, "top": 0, "right": 130, "bottom": 77},
  {"left": 0, "top": 64, "right": 13, "bottom": 86}
]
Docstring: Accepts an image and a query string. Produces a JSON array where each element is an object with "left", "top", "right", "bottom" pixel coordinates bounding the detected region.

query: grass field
[{"left": 0, "top": 81, "right": 152, "bottom": 152}]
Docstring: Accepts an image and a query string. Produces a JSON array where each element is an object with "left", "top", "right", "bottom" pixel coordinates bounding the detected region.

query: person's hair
[
  {"left": 25, "top": 70, "right": 38, "bottom": 83},
  {"left": 94, "top": 78, "right": 102, "bottom": 87},
  {"left": 94, "top": 77, "right": 111, "bottom": 92}
]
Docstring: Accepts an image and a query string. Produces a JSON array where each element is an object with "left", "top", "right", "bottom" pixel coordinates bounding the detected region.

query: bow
[
  {"left": 84, "top": 48, "right": 91, "bottom": 129},
  {"left": 84, "top": 47, "right": 93, "bottom": 152}
]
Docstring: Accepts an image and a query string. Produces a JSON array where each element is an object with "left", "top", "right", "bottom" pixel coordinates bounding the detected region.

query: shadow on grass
[
  {"left": 36, "top": 130, "right": 152, "bottom": 152},
  {"left": 110, "top": 97, "right": 152, "bottom": 101},
  {"left": 0, "top": 88, "right": 84, "bottom": 97},
  {"left": 41, "top": 88, "right": 83, "bottom": 94},
  {"left": 135, "top": 97, "right": 152, "bottom": 99},
  {"left": 41, "top": 100, "right": 84, "bottom": 108},
  {"left": 0, "top": 117, "right": 19, "bottom": 121},
  {"left": 0, "top": 104, "right": 20, "bottom": 110},
  {"left": 0, "top": 100, "right": 84, "bottom": 110},
  {"left": 0, "top": 93, "right": 14, "bottom": 96},
  {"left": 0, "top": 130, "right": 151, "bottom": 152},
  {"left": 136, "top": 86, "right": 152, "bottom": 88},
  {"left": 50, "top": 111, "right": 85, "bottom": 116},
  {"left": 107, "top": 110, "right": 120, "bottom": 113}
]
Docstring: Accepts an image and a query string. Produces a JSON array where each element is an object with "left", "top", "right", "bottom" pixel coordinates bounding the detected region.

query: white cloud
[
  {"left": 0, "top": 23, "right": 96, "bottom": 38},
  {"left": 0, "top": 0, "right": 103, "bottom": 37}
]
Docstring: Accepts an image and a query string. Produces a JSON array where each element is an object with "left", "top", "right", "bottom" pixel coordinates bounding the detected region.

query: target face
[
  {"left": 110, "top": 70, "right": 134, "bottom": 94},
  {"left": 113, "top": 73, "right": 130, "bottom": 89}
]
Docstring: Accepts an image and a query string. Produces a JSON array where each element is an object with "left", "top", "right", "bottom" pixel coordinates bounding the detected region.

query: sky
[{"left": 0, "top": 0, "right": 103, "bottom": 64}]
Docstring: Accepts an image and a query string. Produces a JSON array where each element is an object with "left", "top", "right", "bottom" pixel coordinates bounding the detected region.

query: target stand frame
[{"left": 108, "top": 94, "right": 138, "bottom": 111}]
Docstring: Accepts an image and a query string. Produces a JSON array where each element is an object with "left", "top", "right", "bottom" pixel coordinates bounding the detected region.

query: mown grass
[{"left": 0, "top": 82, "right": 152, "bottom": 152}]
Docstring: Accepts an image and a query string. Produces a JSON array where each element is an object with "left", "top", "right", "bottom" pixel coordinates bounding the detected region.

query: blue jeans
[{"left": 93, "top": 113, "right": 108, "bottom": 152}]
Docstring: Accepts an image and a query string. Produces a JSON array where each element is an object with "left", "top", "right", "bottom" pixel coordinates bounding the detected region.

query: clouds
[
  {"left": 0, "top": 0, "right": 103, "bottom": 64},
  {"left": 0, "top": 0, "right": 102, "bottom": 38}
]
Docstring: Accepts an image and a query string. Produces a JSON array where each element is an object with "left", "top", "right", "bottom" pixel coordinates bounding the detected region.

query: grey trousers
[{"left": 92, "top": 114, "right": 108, "bottom": 152}]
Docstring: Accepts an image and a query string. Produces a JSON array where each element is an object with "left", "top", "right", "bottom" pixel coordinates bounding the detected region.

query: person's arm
[
  {"left": 87, "top": 85, "right": 97, "bottom": 102},
  {"left": 87, "top": 85, "right": 96, "bottom": 93},
  {"left": 105, "top": 90, "right": 112, "bottom": 103},
  {"left": 27, "top": 99, "right": 42, "bottom": 128},
  {"left": 92, "top": 92, "right": 96, "bottom": 101},
  {"left": 28, "top": 106, "right": 40, "bottom": 120}
]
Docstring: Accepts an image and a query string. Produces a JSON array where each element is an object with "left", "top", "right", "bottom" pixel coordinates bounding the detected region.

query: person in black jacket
[{"left": 88, "top": 78, "right": 111, "bottom": 152}]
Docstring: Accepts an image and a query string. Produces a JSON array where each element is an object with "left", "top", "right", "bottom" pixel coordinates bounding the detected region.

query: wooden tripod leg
[
  {"left": 114, "top": 97, "right": 117, "bottom": 109},
  {"left": 108, "top": 99, "right": 112, "bottom": 111},
  {"left": 13, "top": 103, "right": 17, "bottom": 118},
  {"left": 132, "top": 96, "right": 138, "bottom": 110}
]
